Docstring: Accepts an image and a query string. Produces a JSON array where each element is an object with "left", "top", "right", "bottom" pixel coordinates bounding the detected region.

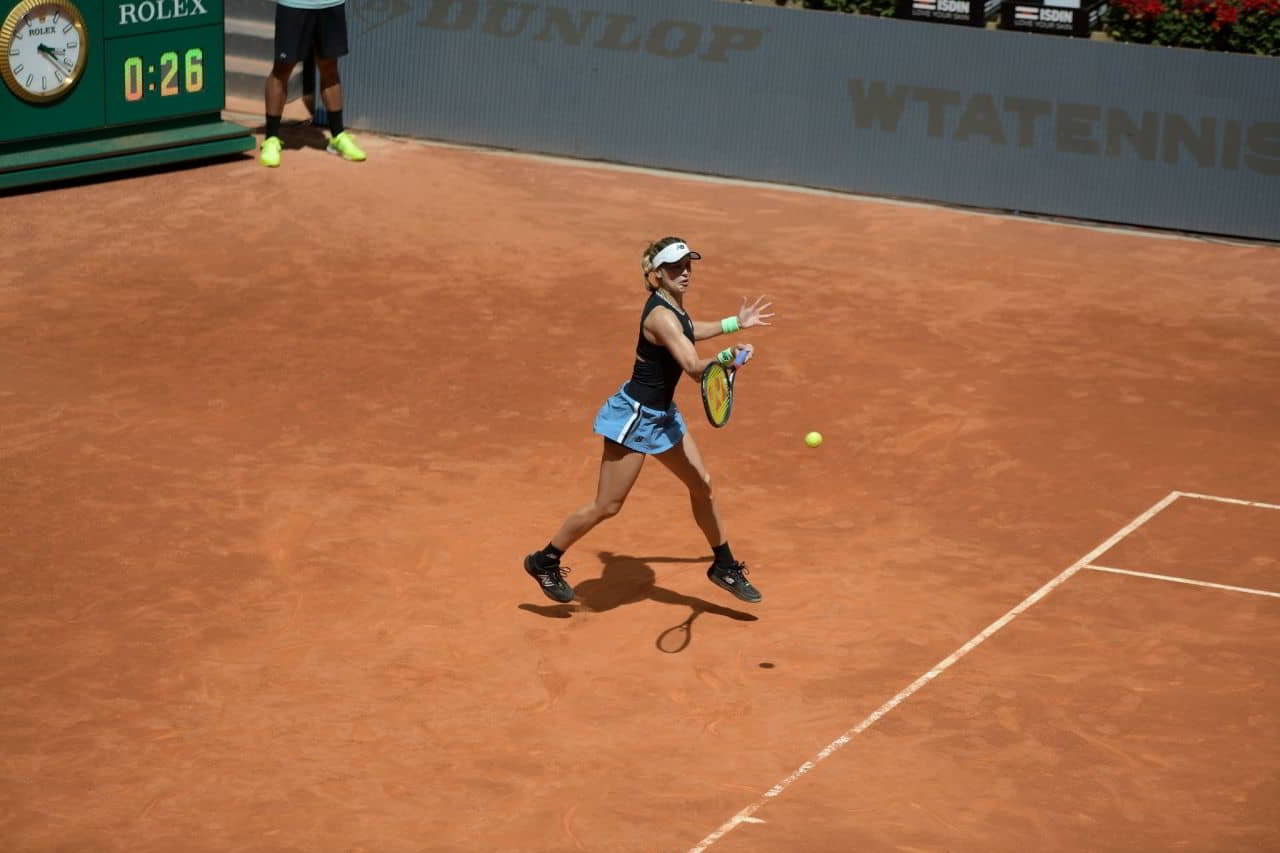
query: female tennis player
[{"left": 523, "top": 236, "right": 773, "bottom": 605}]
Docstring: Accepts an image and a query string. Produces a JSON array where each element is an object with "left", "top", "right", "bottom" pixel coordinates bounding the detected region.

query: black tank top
[{"left": 623, "top": 291, "right": 694, "bottom": 410}]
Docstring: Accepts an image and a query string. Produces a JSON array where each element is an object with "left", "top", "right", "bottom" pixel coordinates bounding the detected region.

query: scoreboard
[{"left": 0, "top": 0, "right": 252, "bottom": 189}]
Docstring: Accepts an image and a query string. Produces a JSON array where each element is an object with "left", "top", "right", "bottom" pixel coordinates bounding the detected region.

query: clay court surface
[{"left": 2, "top": 128, "right": 1279, "bottom": 852}]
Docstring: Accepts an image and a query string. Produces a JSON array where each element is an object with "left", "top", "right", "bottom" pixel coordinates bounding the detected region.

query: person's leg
[
  {"left": 655, "top": 434, "right": 761, "bottom": 603},
  {"left": 653, "top": 430, "right": 723, "bottom": 549},
  {"left": 315, "top": 57, "right": 342, "bottom": 117},
  {"left": 525, "top": 440, "right": 645, "bottom": 602},
  {"left": 262, "top": 5, "right": 308, "bottom": 166},
  {"left": 314, "top": 6, "right": 366, "bottom": 161},
  {"left": 316, "top": 56, "right": 365, "bottom": 159},
  {"left": 550, "top": 440, "right": 646, "bottom": 551},
  {"left": 264, "top": 60, "right": 296, "bottom": 120},
  {"left": 260, "top": 60, "right": 294, "bottom": 167}
]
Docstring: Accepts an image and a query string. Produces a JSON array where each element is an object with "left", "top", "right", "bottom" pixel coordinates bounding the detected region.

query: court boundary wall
[{"left": 339, "top": 0, "right": 1280, "bottom": 241}]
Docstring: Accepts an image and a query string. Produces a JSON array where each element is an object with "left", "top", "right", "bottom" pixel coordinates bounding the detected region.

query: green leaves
[{"left": 1105, "top": 0, "right": 1280, "bottom": 54}]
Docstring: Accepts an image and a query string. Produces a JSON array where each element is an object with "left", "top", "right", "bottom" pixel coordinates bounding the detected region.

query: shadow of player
[
  {"left": 277, "top": 120, "right": 329, "bottom": 152},
  {"left": 518, "top": 551, "right": 756, "bottom": 651},
  {"left": 243, "top": 117, "right": 329, "bottom": 152}
]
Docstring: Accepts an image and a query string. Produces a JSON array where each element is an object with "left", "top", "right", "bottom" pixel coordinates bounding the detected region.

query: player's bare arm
[
  {"left": 691, "top": 296, "right": 775, "bottom": 341},
  {"left": 647, "top": 307, "right": 719, "bottom": 378}
]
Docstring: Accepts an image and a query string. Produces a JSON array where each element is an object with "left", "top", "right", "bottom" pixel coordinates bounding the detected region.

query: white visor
[{"left": 650, "top": 242, "right": 702, "bottom": 269}]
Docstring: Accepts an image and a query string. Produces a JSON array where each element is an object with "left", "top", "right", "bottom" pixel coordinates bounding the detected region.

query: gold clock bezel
[{"left": 0, "top": 0, "right": 88, "bottom": 104}]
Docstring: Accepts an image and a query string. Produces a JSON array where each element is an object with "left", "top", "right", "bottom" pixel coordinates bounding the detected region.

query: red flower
[
  {"left": 1115, "top": 0, "right": 1166, "bottom": 16},
  {"left": 1212, "top": 0, "right": 1240, "bottom": 22}
]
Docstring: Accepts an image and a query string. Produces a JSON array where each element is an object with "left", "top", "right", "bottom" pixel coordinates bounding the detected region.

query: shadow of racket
[{"left": 656, "top": 607, "right": 704, "bottom": 654}]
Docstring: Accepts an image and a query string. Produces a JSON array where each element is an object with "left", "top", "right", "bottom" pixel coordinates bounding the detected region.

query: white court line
[
  {"left": 1174, "top": 491, "right": 1280, "bottom": 512},
  {"left": 687, "top": 491, "right": 1183, "bottom": 853},
  {"left": 1085, "top": 564, "right": 1280, "bottom": 599}
]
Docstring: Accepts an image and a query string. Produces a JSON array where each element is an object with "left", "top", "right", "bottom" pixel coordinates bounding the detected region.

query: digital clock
[
  {"left": 0, "top": 0, "right": 87, "bottom": 103},
  {"left": 103, "top": 23, "right": 222, "bottom": 124},
  {"left": 123, "top": 47, "right": 203, "bottom": 99}
]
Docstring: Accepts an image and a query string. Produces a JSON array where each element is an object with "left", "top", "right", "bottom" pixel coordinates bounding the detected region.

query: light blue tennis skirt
[{"left": 593, "top": 385, "right": 687, "bottom": 454}]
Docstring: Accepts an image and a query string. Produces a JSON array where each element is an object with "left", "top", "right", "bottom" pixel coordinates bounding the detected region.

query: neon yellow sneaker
[
  {"left": 259, "top": 135, "right": 282, "bottom": 168},
  {"left": 326, "top": 130, "right": 366, "bottom": 162}
]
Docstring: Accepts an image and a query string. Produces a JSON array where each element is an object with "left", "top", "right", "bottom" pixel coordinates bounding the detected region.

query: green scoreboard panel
[{"left": 0, "top": 0, "right": 253, "bottom": 189}]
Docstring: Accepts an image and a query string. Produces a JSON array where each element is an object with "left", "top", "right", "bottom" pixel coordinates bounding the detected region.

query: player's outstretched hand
[{"left": 737, "top": 296, "right": 774, "bottom": 329}]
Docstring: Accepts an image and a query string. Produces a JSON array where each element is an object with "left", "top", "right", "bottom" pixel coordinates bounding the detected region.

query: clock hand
[{"left": 38, "top": 49, "right": 73, "bottom": 73}]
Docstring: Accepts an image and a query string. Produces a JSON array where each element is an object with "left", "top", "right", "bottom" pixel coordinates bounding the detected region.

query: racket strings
[
  {"left": 701, "top": 363, "right": 734, "bottom": 427},
  {"left": 707, "top": 374, "right": 730, "bottom": 421}
]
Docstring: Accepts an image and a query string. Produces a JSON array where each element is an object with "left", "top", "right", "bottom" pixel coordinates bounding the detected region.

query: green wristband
[
  {"left": 716, "top": 347, "right": 735, "bottom": 365},
  {"left": 720, "top": 316, "right": 740, "bottom": 334}
]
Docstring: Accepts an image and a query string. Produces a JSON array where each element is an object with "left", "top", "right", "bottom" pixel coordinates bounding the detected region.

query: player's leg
[
  {"left": 524, "top": 440, "right": 646, "bottom": 602},
  {"left": 656, "top": 433, "right": 761, "bottom": 603},
  {"left": 654, "top": 430, "right": 722, "bottom": 547},
  {"left": 262, "top": 6, "right": 310, "bottom": 166},
  {"left": 553, "top": 440, "right": 647, "bottom": 549},
  {"left": 315, "top": 6, "right": 365, "bottom": 161}
]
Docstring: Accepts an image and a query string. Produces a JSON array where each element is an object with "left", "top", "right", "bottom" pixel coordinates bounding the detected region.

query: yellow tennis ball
[{"left": 804, "top": 431, "right": 823, "bottom": 448}]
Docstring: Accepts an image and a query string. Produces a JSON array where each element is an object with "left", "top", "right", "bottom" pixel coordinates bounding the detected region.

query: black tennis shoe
[
  {"left": 524, "top": 553, "right": 574, "bottom": 603},
  {"left": 707, "top": 560, "right": 761, "bottom": 604}
]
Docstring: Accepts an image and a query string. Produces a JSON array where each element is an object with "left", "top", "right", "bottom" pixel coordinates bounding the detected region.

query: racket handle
[{"left": 733, "top": 348, "right": 751, "bottom": 368}]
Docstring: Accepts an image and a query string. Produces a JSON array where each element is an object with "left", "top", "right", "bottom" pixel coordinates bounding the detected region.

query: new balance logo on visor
[{"left": 650, "top": 242, "right": 701, "bottom": 267}]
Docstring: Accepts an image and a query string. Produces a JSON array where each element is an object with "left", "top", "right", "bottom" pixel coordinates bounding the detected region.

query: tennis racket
[{"left": 700, "top": 348, "right": 750, "bottom": 428}]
